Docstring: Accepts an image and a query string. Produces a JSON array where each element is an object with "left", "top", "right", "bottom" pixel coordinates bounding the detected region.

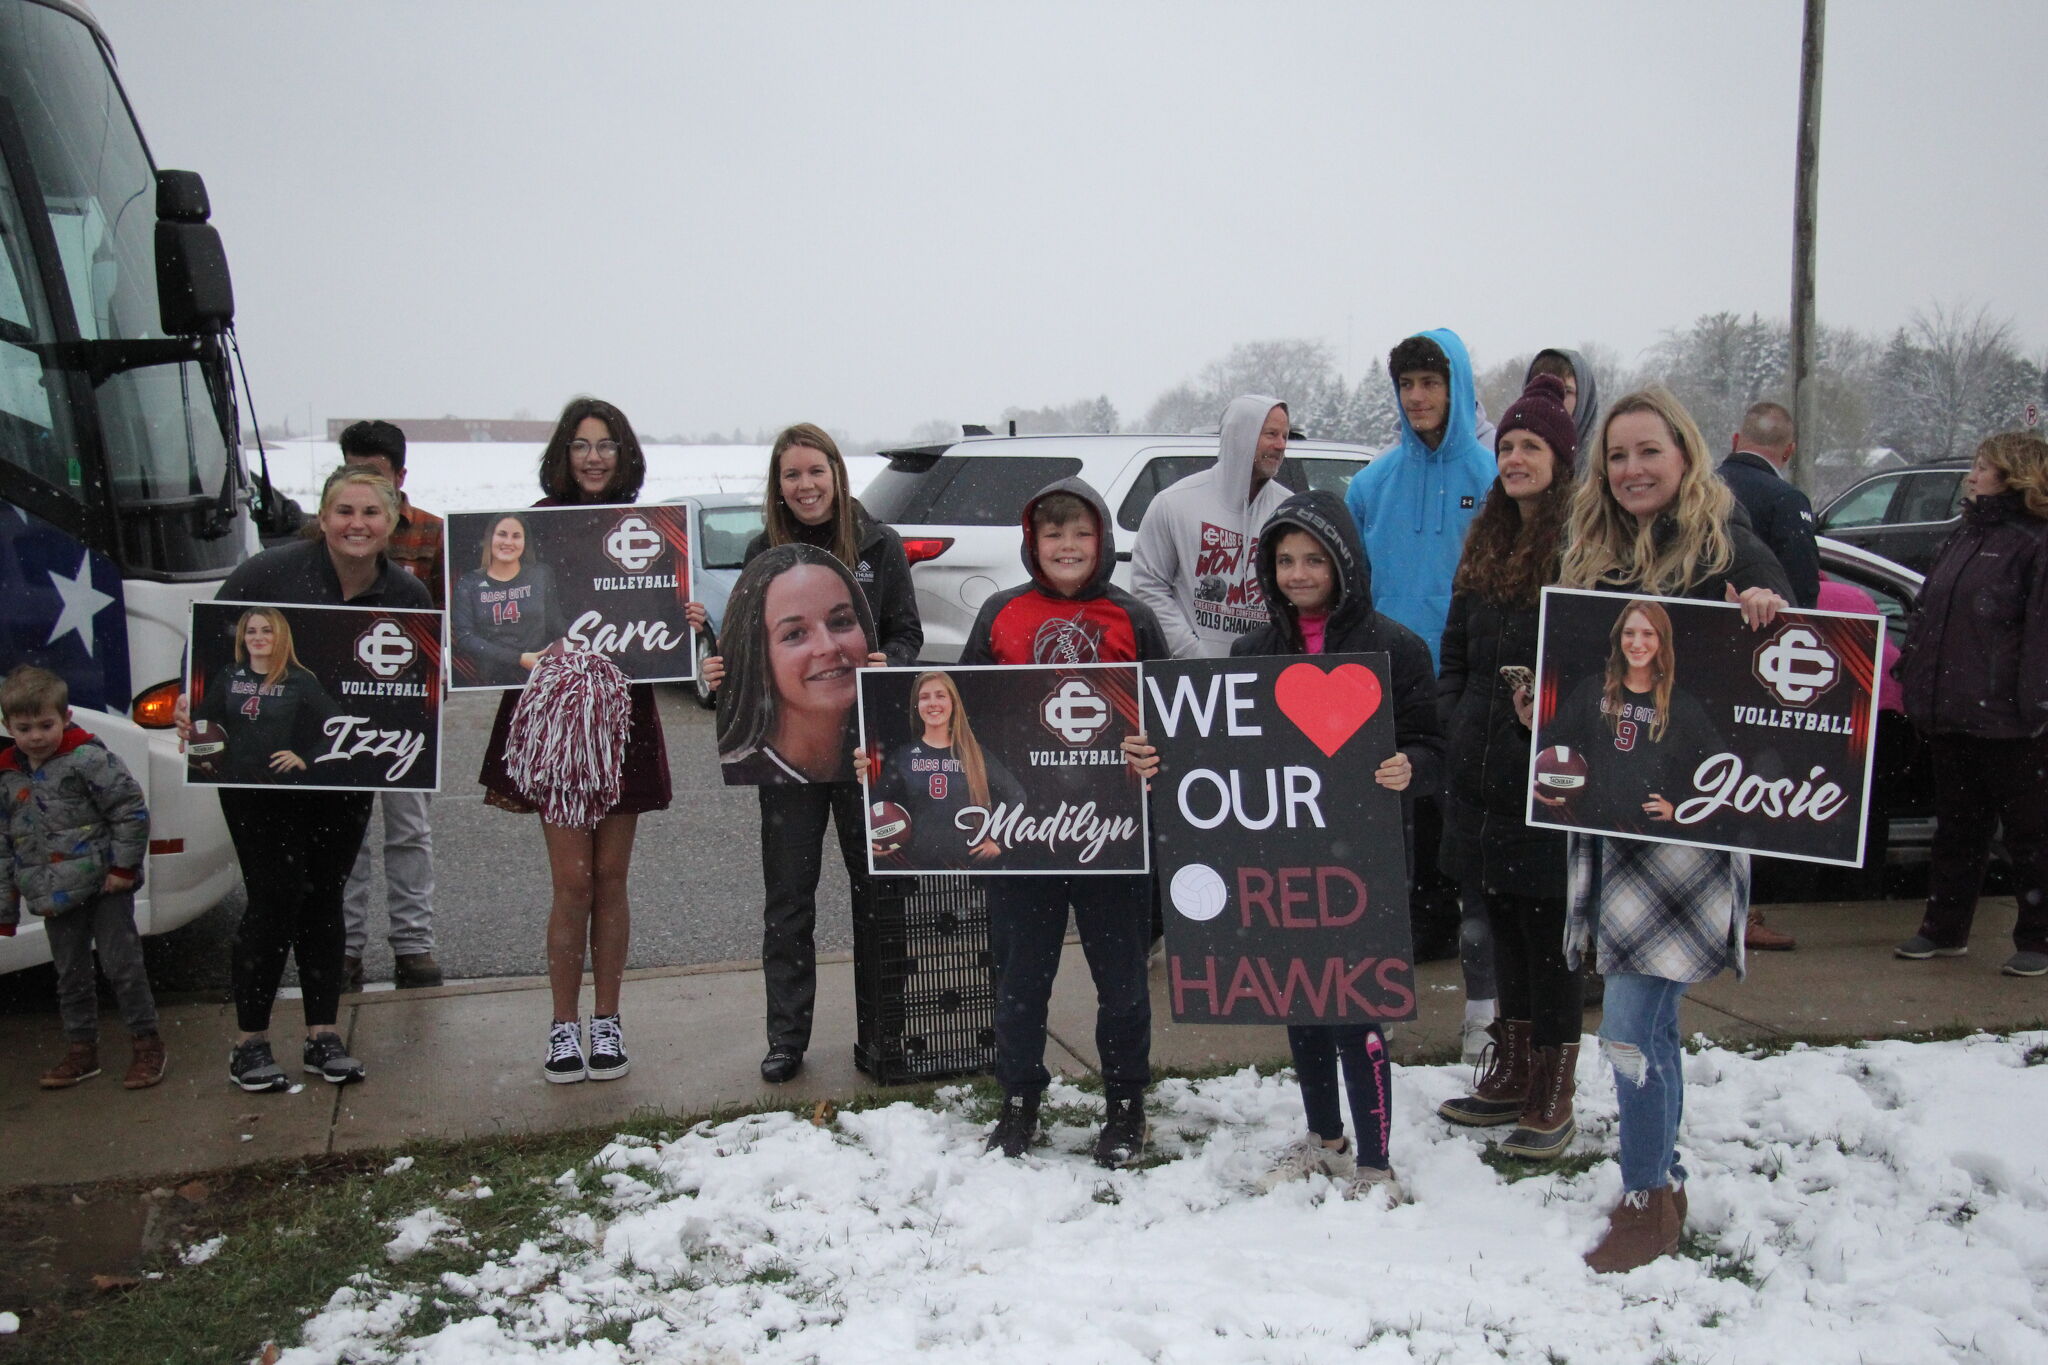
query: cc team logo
[
  {"left": 1752, "top": 623, "right": 1840, "bottom": 707},
  {"left": 1041, "top": 676, "right": 1111, "bottom": 746},
  {"left": 355, "top": 619, "right": 417, "bottom": 679},
  {"left": 604, "top": 513, "right": 665, "bottom": 573}
]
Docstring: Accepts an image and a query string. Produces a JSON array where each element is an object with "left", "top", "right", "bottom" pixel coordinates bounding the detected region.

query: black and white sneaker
[
  {"left": 544, "top": 1020, "right": 586, "bottom": 1083},
  {"left": 587, "top": 1013, "right": 629, "bottom": 1081},
  {"left": 1093, "top": 1095, "right": 1149, "bottom": 1169},
  {"left": 228, "top": 1038, "right": 290, "bottom": 1093},
  {"left": 302, "top": 1032, "right": 365, "bottom": 1085}
]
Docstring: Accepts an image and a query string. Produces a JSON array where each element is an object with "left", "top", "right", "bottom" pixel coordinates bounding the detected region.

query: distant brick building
[{"left": 326, "top": 418, "right": 557, "bottom": 443}]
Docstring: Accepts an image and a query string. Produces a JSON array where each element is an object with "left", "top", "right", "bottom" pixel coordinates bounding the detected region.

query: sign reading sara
[
  {"left": 442, "top": 504, "right": 694, "bottom": 690},
  {"left": 1527, "top": 587, "right": 1884, "bottom": 867},
  {"left": 186, "top": 601, "right": 442, "bottom": 792},
  {"left": 857, "top": 663, "right": 1148, "bottom": 875},
  {"left": 1144, "top": 655, "right": 1416, "bottom": 1026}
]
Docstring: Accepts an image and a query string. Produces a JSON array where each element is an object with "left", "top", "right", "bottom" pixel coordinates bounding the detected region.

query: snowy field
[
  {"left": 271, "top": 1032, "right": 2048, "bottom": 1364},
  {"left": 257, "top": 439, "right": 887, "bottom": 516}
]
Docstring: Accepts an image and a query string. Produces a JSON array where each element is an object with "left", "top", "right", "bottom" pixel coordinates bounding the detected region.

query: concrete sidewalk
[{"left": 2, "top": 898, "right": 2042, "bottom": 1192}]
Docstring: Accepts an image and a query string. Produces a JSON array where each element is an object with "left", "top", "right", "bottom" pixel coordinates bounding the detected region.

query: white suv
[{"left": 860, "top": 432, "right": 1376, "bottom": 661}]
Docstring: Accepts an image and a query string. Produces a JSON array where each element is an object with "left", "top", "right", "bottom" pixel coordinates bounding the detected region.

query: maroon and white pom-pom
[{"left": 504, "top": 648, "right": 632, "bottom": 830}]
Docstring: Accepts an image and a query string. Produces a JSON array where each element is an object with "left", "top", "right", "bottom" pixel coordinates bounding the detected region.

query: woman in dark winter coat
[
  {"left": 1555, "top": 387, "right": 1792, "bottom": 1273},
  {"left": 1893, "top": 431, "right": 2048, "bottom": 976},
  {"left": 1435, "top": 374, "right": 1584, "bottom": 1159},
  {"left": 478, "top": 397, "right": 696, "bottom": 1086},
  {"left": 175, "top": 466, "right": 432, "bottom": 1093},
  {"left": 701, "top": 423, "right": 922, "bottom": 1084},
  {"left": 1231, "top": 489, "right": 1443, "bottom": 1201}
]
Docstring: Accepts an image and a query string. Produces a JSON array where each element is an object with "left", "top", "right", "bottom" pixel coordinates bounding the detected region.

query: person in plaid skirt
[{"left": 1555, "top": 387, "right": 1793, "bottom": 1273}]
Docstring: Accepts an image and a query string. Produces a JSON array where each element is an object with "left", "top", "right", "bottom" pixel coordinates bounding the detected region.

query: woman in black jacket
[
  {"left": 1893, "top": 431, "right": 2048, "bottom": 976},
  {"left": 176, "top": 466, "right": 432, "bottom": 1093},
  {"left": 703, "top": 423, "right": 922, "bottom": 1084},
  {"left": 1435, "top": 374, "right": 1584, "bottom": 1159},
  {"left": 1231, "top": 489, "right": 1442, "bottom": 1200}
]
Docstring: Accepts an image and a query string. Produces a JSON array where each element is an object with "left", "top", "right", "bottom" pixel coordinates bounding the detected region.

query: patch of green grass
[
  {"left": 1478, "top": 1145, "right": 1602, "bottom": 1183},
  {"left": 1711, "top": 1020, "right": 2048, "bottom": 1060}
]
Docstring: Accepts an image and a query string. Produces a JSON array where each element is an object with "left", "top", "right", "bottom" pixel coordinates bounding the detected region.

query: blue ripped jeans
[{"left": 1598, "top": 972, "right": 1691, "bottom": 1193}]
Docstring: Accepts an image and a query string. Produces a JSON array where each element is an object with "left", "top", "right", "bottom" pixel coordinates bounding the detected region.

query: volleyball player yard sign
[{"left": 1144, "top": 654, "right": 1416, "bottom": 1026}]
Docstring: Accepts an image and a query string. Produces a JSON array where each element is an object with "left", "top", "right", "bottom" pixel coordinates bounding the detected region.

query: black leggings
[
  {"left": 1484, "top": 890, "right": 1582, "bottom": 1047},
  {"left": 220, "top": 788, "right": 374, "bottom": 1033}
]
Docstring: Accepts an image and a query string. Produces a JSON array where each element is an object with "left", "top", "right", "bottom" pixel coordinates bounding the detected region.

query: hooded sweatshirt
[
  {"left": 1231, "top": 489, "right": 1445, "bottom": 856},
  {"left": 1525, "top": 347, "right": 1601, "bottom": 461},
  {"left": 1343, "top": 329, "right": 1496, "bottom": 668},
  {"left": 961, "top": 477, "right": 1170, "bottom": 666},
  {"left": 1131, "top": 394, "right": 1296, "bottom": 658}
]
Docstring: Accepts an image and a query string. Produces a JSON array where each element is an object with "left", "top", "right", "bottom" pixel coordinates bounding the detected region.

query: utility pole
[{"left": 1789, "top": 0, "right": 1825, "bottom": 495}]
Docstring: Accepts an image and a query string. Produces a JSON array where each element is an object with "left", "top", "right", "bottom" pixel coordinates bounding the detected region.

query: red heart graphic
[{"left": 1274, "top": 662, "right": 1383, "bottom": 758}]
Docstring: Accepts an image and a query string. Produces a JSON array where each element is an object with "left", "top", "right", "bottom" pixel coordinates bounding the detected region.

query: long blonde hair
[
  {"left": 1978, "top": 431, "right": 2048, "bottom": 520},
  {"left": 1601, "top": 599, "right": 1675, "bottom": 743},
  {"left": 232, "top": 606, "right": 306, "bottom": 688},
  {"left": 912, "top": 671, "right": 991, "bottom": 810},
  {"left": 1560, "top": 387, "right": 1735, "bottom": 595}
]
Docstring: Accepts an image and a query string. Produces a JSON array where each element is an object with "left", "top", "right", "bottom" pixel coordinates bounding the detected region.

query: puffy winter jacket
[
  {"left": 1898, "top": 491, "right": 2048, "bottom": 739},
  {"left": 1, "top": 727, "right": 149, "bottom": 923}
]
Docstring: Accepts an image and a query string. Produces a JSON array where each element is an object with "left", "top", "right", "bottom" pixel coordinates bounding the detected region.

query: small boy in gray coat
[{"left": 0, "top": 666, "right": 164, "bottom": 1089}]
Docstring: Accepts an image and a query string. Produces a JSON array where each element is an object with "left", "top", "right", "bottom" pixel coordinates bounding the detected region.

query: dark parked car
[{"left": 1816, "top": 463, "right": 1967, "bottom": 575}]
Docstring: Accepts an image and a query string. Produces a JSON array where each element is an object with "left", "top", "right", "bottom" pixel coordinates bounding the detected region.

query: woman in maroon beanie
[
  {"left": 1436, "top": 373, "right": 1583, "bottom": 1159},
  {"left": 1893, "top": 431, "right": 2048, "bottom": 977}
]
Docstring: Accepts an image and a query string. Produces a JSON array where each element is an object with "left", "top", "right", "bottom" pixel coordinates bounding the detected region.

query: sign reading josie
[
  {"left": 1144, "top": 654, "right": 1415, "bottom": 1026},
  {"left": 857, "top": 663, "right": 1148, "bottom": 875},
  {"left": 1527, "top": 587, "right": 1884, "bottom": 867},
  {"left": 442, "top": 504, "right": 694, "bottom": 690}
]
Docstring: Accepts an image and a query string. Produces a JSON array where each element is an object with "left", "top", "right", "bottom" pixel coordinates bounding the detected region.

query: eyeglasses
[{"left": 568, "top": 439, "right": 620, "bottom": 458}]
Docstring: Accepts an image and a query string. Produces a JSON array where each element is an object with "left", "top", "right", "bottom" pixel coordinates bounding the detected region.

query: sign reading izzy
[
  {"left": 443, "top": 504, "right": 693, "bottom": 689},
  {"left": 186, "top": 601, "right": 442, "bottom": 792},
  {"left": 1144, "top": 654, "right": 1415, "bottom": 1025}
]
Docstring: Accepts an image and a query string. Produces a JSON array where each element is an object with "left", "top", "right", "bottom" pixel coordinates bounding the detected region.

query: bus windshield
[{"left": 0, "top": 1, "right": 240, "bottom": 576}]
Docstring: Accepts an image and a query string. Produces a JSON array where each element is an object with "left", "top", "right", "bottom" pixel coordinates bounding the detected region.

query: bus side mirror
[{"left": 155, "top": 170, "right": 234, "bottom": 335}]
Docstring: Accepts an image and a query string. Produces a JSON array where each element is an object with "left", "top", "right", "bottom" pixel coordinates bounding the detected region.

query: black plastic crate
[{"left": 853, "top": 873, "right": 998, "bottom": 1084}]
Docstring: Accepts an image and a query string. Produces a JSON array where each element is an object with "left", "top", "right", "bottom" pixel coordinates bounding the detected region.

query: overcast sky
[{"left": 92, "top": 0, "right": 2048, "bottom": 442}]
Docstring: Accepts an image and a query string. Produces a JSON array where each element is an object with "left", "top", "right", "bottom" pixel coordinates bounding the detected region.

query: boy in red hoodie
[{"left": 958, "top": 479, "right": 1166, "bottom": 1165}]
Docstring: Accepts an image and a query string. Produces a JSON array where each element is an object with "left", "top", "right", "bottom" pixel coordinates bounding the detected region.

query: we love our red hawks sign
[{"left": 1144, "top": 654, "right": 1415, "bottom": 1026}]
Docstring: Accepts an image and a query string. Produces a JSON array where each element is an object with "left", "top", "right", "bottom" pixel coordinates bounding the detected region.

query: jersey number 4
[{"left": 240, "top": 694, "right": 263, "bottom": 721}]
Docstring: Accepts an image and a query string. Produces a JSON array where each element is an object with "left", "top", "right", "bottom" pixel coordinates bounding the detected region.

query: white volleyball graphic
[{"left": 1169, "top": 863, "right": 1228, "bottom": 923}]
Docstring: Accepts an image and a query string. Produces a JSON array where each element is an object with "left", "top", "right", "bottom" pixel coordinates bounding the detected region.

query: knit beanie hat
[{"left": 1495, "top": 373, "right": 1577, "bottom": 470}]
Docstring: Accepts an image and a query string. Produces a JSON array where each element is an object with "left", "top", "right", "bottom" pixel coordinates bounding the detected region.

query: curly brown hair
[{"left": 1451, "top": 470, "right": 1572, "bottom": 605}]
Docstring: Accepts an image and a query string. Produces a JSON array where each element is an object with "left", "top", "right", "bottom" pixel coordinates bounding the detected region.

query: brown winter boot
[
  {"left": 39, "top": 1040, "right": 101, "bottom": 1089},
  {"left": 1502, "top": 1042, "right": 1579, "bottom": 1160},
  {"left": 1745, "top": 906, "right": 1796, "bottom": 951},
  {"left": 123, "top": 1033, "right": 168, "bottom": 1089},
  {"left": 1584, "top": 1186, "right": 1680, "bottom": 1273},
  {"left": 1438, "top": 1019, "right": 1531, "bottom": 1126}
]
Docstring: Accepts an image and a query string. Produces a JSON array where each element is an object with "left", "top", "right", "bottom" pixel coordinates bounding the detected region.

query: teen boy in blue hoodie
[
  {"left": 957, "top": 478, "right": 1167, "bottom": 1167},
  {"left": 1343, "top": 328, "right": 1496, "bottom": 671}
]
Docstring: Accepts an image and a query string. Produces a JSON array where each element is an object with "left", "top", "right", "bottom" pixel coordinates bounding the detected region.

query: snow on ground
[
  {"left": 256, "top": 439, "right": 886, "bottom": 516},
  {"left": 273, "top": 1032, "right": 2048, "bottom": 1364}
]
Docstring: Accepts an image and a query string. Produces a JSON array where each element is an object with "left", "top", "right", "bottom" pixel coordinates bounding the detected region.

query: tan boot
[
  {"left": 1584, "top": 1186, "right": 1680, "bottom": 1273},
  {"left": 123, "top": 1033, "right": 168, "bottom": 1089},
  {"left": 40, "top": 1040, "right": 101, "bottom": 1089},
  {"left": 1502, "top": 1041, "right": 1579, "bottom": 1160},
  {"left": 1745, "top": 906, "right": 1796, "bottom": 951},
  {"left": 1438, "top": 1019, "right": 1531, "bottom": 1126}
]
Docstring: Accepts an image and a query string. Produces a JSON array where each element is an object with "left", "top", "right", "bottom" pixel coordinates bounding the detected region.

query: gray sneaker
[
  {"left": 228, "top": 1038, "right": 289, "bottom": 1093},
  {"left": 1256, "top": 1135, "right": 1357, "bottom": 1192},
  {"left": 1894, "top": 936, "right": 1967, "bottom": 960},
  {"left": 2001, "top": 951, "right": 2048, "bottom": 978},
  {"left": 302, "top": 1032, "right": 366, "bottom": 1085}
]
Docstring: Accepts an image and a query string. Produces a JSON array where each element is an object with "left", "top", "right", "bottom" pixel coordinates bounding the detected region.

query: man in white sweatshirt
[{"left": 1131, "top": 394, "right": 1293, "bottom": 658}]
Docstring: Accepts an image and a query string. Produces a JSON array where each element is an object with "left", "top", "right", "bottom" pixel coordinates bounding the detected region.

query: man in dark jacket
[
  {"left": 1719, "top": 402, "right": 1819, "bottom": 609},
  {"left": 1716, "top": 401, "right": 1815, "bottom": 951}
]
